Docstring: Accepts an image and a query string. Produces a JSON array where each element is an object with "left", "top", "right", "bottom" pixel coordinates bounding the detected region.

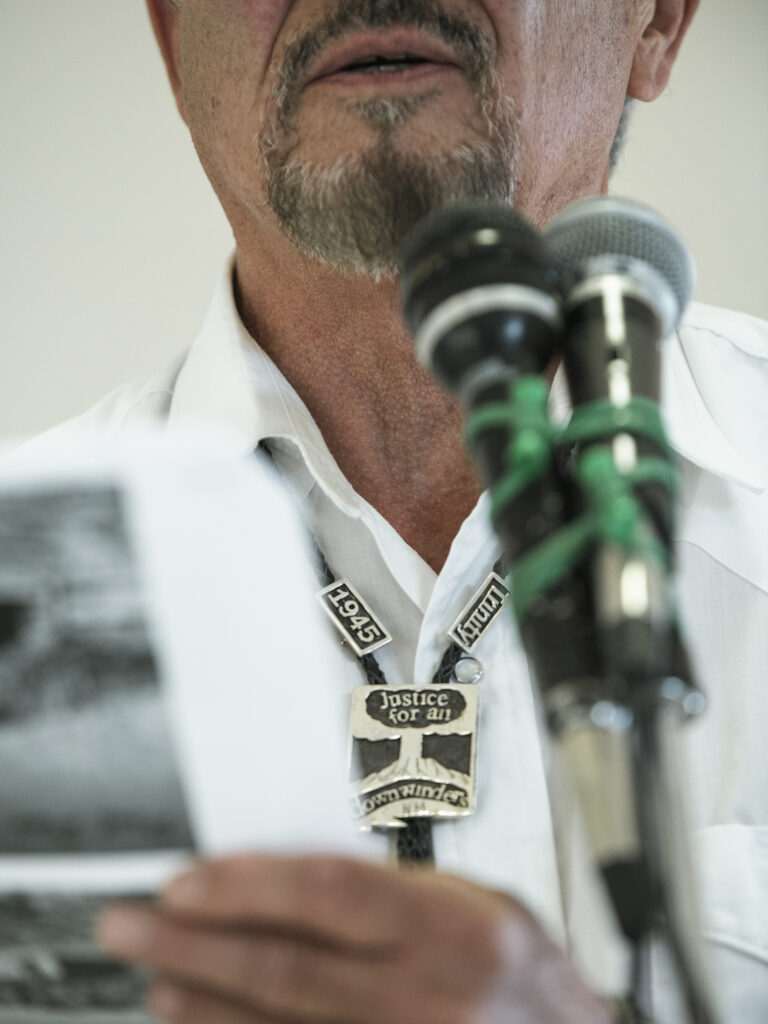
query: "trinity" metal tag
[
  {"left": 348, "top": 685, "right": 479, "bottom": 830},
  {"left": 317, "top": 579, "right": 392, "bottom": 657},
  {"left": 448, "top": 572, "right": 511, "bottom": 653}
]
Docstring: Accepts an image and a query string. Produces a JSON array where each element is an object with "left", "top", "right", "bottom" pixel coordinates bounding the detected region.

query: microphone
[
  {"left": 400, "top": 199, "right": 566, "bottom": 562},
  {"left": 543, "top": 196, "right": 699, "bottom": 693},
  {"left": 401, "top": 199, "right": 560, "bottom": 392},
  {"left": 544, "top": 198, "right": 712, "bottom": 980},
  {"left": 545, "top": 196, "right": 694, "bottom": 529},
  {"left": 402, "top": 202, "right": 625, "bottom": 718}
]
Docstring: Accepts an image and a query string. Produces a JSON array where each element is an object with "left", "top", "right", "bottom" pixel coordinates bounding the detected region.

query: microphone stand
[{"left": 463, "top": 373, "right": 718, "bottom": 1023}]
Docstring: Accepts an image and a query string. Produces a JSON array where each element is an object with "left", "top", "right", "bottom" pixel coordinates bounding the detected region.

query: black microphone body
[
  {"left": 544, "top": 197, "right": 698, "bottom": 696},
  {"left": 401, "top": 200, "right": 601, "bottom": 697},
  {"left": 401, "top": 200, "right": 561, "bottom": 547}
]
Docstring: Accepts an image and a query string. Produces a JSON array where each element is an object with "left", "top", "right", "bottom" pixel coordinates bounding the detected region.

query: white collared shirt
[{"left": 30, "top": 262, "right": 768, "bottom": 1020}]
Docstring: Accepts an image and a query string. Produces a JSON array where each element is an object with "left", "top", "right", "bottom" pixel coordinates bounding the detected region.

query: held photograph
[{"left": 0, "top": 484, "right": 194, "bottom": 1022}]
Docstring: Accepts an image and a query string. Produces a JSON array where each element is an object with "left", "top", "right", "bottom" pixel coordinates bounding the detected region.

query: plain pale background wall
[{"left": 1, "top": 0, "right": 766, "bottom": 438}]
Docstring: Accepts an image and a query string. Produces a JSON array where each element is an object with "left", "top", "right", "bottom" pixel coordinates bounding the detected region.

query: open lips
[
  {"left": 309, "top": 35, "right": 463, "bottom": 84},
  {"left": 339, "top": 53, "right": 438, "bottom": 74}
]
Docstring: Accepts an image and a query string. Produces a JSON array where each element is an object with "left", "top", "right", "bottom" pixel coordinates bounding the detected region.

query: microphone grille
[
  {"left": 544, "top": 196, "right": 696, "bottom": 328},
  {"left": 400, "top": 199, "right": 559, "bottom": 335},
  {"left": 400, "top": 199, "right": 543, "bottom": 278}
]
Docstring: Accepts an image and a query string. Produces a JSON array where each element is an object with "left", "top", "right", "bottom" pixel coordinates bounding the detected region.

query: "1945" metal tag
[{"left": 317, "top": 579, "right": 392, "bottom": 657}]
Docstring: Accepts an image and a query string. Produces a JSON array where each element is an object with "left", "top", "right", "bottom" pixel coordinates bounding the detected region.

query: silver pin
[{"left": 454, "top": 657, "right": 484, "bottom": 684}]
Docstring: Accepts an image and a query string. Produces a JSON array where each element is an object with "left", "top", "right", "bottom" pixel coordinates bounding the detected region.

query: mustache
[{"left": 274, "top": 0, "right": 494, "bottom": 121}]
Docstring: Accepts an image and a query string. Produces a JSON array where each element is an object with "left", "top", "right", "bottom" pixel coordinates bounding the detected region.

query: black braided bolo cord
[
  {"left": 311, "top": 542, "right": 436, "bottom": 863},
  {"left": 612, "top": 997, "right": 652, "bottom": 1023}
]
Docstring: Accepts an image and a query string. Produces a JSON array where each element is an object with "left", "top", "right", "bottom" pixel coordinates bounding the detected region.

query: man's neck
[{"left": 234, "top": 243, "right": 483, "bottom": 573}]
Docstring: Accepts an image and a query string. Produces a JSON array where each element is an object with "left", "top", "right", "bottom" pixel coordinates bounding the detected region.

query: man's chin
[{"left": 264, "top": 139, "right": 517, "bottom": 280}]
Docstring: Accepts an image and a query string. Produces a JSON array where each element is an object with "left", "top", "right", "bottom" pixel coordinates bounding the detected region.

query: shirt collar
[
  {"left": 166, "top": 258, "right": 365, "bottom": 517},
  {"left": 663, "top": 311, "right": 763, "bottom": 494},
  {"left": 167, "top": 261, "right": 764, "bottom": 507}
]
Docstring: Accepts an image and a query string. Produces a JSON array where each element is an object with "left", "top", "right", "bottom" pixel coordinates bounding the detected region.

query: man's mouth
[
  {"left": 338, "top": 53, "right": 434, "bottom": 74},
  {"left": 308, "top": 31, "right": 462, "bottom": 86}
]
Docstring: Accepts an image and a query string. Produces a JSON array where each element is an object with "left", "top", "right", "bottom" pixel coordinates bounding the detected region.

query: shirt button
[{"left": 454, "top": 657, "right": 483, "bottom": 684}]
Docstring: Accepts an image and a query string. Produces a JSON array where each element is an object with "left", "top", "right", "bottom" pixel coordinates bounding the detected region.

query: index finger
[{"left": 161, "top": 853, "right": 510, "bottom": 954}]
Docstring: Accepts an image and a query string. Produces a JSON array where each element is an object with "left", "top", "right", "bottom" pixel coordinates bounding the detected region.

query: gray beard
[{"left": 260, "top": 91, "right": 519, "bottom": 280}]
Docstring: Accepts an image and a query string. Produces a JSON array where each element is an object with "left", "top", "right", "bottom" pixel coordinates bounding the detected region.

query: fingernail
[
  {"left": 148, "top": 982, "right": 184, "bottom": 1021},
  {"left": 163, "top": 867, "right": 206, "bottom": 908},
  {"left": 96, "top": 907, "right": 154, "bottom": 955}
]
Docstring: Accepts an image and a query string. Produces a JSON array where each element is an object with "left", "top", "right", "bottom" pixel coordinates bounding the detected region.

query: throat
[
  {"left": 232, "top": 265, "right": 482, "bottom": 570},
  {"left": 320, "top": 403, "right": 483, "bottom": 573},
  {"left": 377, "top": 475, "right": 484, "bottom": 574}
]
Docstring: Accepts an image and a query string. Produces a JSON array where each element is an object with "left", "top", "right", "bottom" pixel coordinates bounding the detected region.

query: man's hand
[{"left": 97, "top": 854, "right": 613, "bottom": 1024}]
